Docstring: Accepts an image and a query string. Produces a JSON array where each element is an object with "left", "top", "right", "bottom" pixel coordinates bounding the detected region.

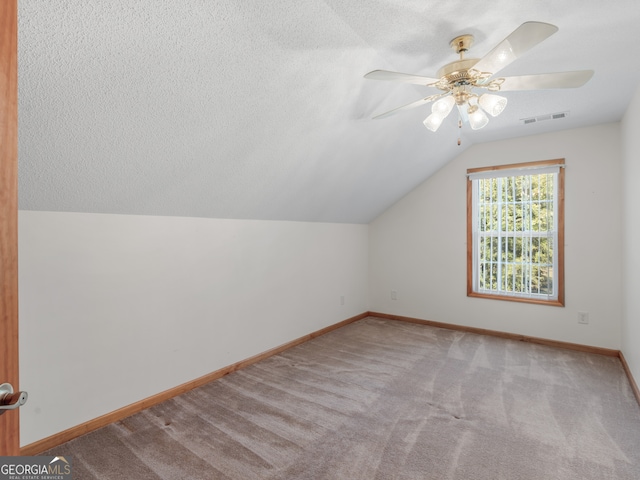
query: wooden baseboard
[
  {"left": 368, "top": 311, "right": 620, "bottom": 357},
  {"left": 372, "top": 312, "right": 640, "bottom": 409},
  {"left": 619, "top": 351, "right": 640, "bottom": 407},
  {"left": 20, "top": 312, "right": 369, "bottom": 456},
  {"left": 22, "top": 311, "right": 638, "bottom": 455}
]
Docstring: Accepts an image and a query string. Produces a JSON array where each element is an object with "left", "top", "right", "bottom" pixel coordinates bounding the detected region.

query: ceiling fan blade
[
  {"left": 372, "top": 94, "right": 444, "bottom": 119},
  {"left": 499, "top": 70, "right": 594, "bottom": 91},
  {"left": 364, "top": 70, "right": 439, "bottom": 86},
  {"left": 473, "top": 21, "right": 559, "bottom": 77}
]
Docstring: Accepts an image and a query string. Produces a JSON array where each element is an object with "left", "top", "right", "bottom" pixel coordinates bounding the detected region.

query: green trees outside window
[
  {"left": 467, "top": 159, "right": 564, "bottom": 306},
  {"left": 477, "top": 174, "right": 554, "bottom": 295}
]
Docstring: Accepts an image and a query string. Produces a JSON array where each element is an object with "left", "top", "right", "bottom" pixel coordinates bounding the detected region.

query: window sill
[{"left": 467, "top": 291, "right": 565, "bottom": 307}]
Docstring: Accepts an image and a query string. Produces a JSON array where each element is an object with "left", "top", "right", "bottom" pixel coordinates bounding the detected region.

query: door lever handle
[{"left": 0, "top": 383, "right": 28, "bottom": 415}]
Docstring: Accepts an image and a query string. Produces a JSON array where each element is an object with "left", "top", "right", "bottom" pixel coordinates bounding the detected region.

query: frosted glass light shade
[
  {"left": 479, "top": 94, "right": 508, "bottom": 117},
  {"left": 468, "top": 106, "right": 489, "bottom": 130},
  {"left": 423, "top": 113, "right": 444, "bottom": 132},
  {"left": 431, "top": 95, "right": 455, "bottom": 117},
  {"left": 424, "top": 95, "right": 454, "bottom": 132}
]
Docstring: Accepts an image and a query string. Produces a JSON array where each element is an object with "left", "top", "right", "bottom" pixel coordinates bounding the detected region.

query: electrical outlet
[
  {"left": 391, "top": 290, "right": 397, "bottom": 301},
  {"left": 578, "top": 311, "right": 589, "bottom": 324},
  {"left": 340, "top": 295, "right": 345, "bottom": 305}
]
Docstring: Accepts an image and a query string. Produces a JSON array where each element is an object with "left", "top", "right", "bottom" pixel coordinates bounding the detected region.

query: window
[{"left": 467, "top": 159, "right": 564, "bottom": 306}]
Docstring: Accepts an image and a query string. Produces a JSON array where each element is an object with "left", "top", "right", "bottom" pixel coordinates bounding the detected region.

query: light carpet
[{"left": 45, "top": 317, "right": 640, "bottom": 479}]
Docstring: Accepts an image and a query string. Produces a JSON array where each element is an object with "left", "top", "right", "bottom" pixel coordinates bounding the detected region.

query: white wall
[
  {"left": 369, "top": 124, "right": 622, "bottom": 349},
  {"left": 18, "top": 211, "right": 368, "bottom": 446},
  {"left": 621, "top": 84, "right": 640, "bottom": 383}
]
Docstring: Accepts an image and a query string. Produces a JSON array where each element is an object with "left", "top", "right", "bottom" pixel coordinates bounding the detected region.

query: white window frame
[{"left": 466, "top": 159, "right": 565, "bottom": 306}]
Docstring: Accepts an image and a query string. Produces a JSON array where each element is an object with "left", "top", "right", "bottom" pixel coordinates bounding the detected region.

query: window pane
[{"left": 468, "top": 162, "right": 563, "bottom": 304}]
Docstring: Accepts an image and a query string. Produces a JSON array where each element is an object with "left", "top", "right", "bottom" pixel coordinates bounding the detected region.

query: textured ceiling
[{"left": 18, "top": 0, "right": 640, "bottom": 223}]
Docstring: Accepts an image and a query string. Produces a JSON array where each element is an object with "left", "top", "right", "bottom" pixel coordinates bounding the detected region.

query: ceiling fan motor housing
[{"left": 436, "top": 58, "right": 480, "bottom": 88}]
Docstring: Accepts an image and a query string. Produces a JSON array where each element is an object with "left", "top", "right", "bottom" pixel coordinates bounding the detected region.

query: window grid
[{"left": 475, "top": 173, "right": 557, "bottom": 299}]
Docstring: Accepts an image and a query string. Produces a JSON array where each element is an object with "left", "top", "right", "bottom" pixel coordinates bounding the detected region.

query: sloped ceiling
[{"left": 18, "top": 1, "right": 640, "bottom": 223}]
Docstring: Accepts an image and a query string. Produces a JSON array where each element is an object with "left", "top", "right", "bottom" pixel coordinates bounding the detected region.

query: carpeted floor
[{"left": 45, "top": 317, "right": 640, "bottom": 479}]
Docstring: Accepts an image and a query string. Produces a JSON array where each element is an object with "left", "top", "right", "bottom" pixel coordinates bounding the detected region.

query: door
[{"left": 0, "top": 0, "right": 19, "bottom": 456}]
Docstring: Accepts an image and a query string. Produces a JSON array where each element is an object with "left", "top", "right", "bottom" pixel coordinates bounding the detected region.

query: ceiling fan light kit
[
  {"left": 432, "top": 95, "right": 456, "bottom": 116},
  {"left": 467, "top": 103, "right": 489, "bottom": 130},
  {"left": 423, "top": 95, "right": 456, "bottom": 131},
  {"left": 423, "top": 112, "right": 444, "bottom": 132},
  {"left": 479, "top": 93, "right": 508, "bottom": 117},
  {"left": 364, "top": 21, "right": 594, "bottom": 133}
]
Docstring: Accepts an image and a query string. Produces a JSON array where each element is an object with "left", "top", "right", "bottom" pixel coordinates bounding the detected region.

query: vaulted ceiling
[{"left": 18, "top": 1, "right": 640, "bottom": 223}]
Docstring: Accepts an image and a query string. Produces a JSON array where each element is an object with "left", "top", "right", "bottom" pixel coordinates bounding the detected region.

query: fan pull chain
[{"left": 457, "top": 118, "right": 462, "bottom": 146}]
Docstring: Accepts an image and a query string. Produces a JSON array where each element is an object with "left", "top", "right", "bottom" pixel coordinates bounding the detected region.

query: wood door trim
[{"left": 0, "top": 0, "right": 19, "bottom": 456}]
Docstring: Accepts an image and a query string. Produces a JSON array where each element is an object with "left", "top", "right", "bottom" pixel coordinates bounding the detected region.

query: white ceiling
[{"left": 18, "top": 0, "right": 640, "bottom": 224}]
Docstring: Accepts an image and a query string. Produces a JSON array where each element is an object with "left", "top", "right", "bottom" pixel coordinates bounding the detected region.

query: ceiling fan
[{"left": 364, "top": 21, "right": 594, "bottom": 132}]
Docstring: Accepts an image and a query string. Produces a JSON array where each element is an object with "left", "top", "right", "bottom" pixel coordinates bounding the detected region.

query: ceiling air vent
[{"left": 521, "top": 111, "right": 569, "bottom": 125}]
